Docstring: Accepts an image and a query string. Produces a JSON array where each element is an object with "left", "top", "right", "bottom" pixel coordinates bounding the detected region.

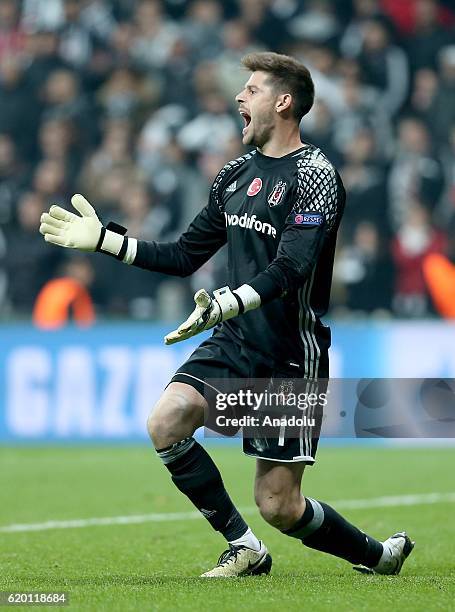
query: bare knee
[
  {"left": 254, "top": 460, "right": 305, "bottom": 530},
  {"left": 147, "top": 410, "right": 176, "bottom": 449},
  {"left": 147, "top": 383, "right": 205, "bottom": 449},
  {"left": 255, "top": 489, "right": 304, "bottom": 531}
]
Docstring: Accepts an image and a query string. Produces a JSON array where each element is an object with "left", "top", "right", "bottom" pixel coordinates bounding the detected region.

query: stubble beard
[{"left": 246, "top": 107, "right": 276, "bottom": 149}]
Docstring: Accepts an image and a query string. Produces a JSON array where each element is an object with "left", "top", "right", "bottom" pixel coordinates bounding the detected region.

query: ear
[{"left": 275, "top": 93, "right": 293, "bottom": 115}]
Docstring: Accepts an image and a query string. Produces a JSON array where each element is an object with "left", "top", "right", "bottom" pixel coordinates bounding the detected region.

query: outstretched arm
[
  {"left": 40, "top": 190, "right": 227, "bottom": 278},
  {"left": 131, "top": 199, "right": 227, "bottom": 277}
]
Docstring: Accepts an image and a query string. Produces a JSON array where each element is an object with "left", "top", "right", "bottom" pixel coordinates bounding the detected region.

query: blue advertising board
[{"left": 1, "top": 322, "right": 455, "bottom": 442}]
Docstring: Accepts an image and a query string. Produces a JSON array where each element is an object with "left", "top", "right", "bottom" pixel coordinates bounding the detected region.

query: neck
[{"left": 257, "top": 122, "right": 304, "bottom": 158}]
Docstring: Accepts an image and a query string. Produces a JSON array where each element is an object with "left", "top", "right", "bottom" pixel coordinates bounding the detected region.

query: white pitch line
[
  {"left": 332, "top": 492, "right": 455, "bottom": 510},
  {"left": 0, "top": 511, "right": 212, "bottom": 533},
  {"left": 1, "top": 492, "right": 454, "bottom": 534}
]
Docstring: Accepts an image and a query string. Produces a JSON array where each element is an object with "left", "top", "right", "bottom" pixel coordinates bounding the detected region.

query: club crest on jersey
[
  {"left": 292, "top": 212, "right": 323, "bottom": 226},
  {"left": 247, "top": 177, "right": 263, "bottom": 197},
  {"left": 268, "top": 180, "right": 287, "bottom": 207}
]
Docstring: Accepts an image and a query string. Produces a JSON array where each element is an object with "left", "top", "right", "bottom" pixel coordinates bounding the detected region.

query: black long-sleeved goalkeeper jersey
[{"left": 133, "top": 144, "right": 345, "bottom": 376}]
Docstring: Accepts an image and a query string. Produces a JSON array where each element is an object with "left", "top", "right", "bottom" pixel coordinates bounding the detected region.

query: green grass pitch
[{"left": 1, "top": 445, "right": 454, "bottom": 611}]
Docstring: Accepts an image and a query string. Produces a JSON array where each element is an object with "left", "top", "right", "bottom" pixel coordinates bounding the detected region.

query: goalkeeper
[{"left": 40, "top": 52, "right": 413, "bottom": 578}]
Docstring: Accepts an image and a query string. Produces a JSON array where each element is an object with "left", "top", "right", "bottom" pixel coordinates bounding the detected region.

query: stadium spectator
[
  {"left": 32, "top": 158, "right": 69, "bottom": 203},
  {"left": 182, "top": 0, "right": 223, "bottom": 62},
  {"left": 4, "top": 191, "right": 62, "bottom": 314},
  {"left": 161, "top": 37, "right": 195, "bottom": 108},
  {"left": 341, "top": 0, "right": 389, "bottom": 57},
  {"left": 339, "top": 127, "right": 388, "bottom": 239},
  {"left": 130, "top": 0, "right": 181, "bottom": 71},
  {"left": 80, "top": 0, "right": 118, "bottom": 43},
  {"left": 41, "top": 68, "right": 97, "bottom": 148},
  {"left": 0, "top": 0, "right": 25, "bottom": 61},
  {"left": 388, "top": 117, "right": 445, "bottom": 230},
  {"left": 38, "top": 117, "right": 81, "bottom": 179},
  {"left": 406, "top": 0, "right": 453, "bottom": 72},
  {"left": 331, "top": 75, "right": 393, "bottom": 159},
  {"left": 301, "top": 99, "right": 340, "bottom": 166},
  {"left": 216, "top": 18, "right": 263, "bottom": 101},
  {"left": 109, "top": 19, "right": 135, "bottom": 65},
  {"left": 33, "top": 254, "right": 96, "bottom": 329},
  {"left": 302, "top": 45, "right": 345, "bottom": 117},
  {"left": 0, "top": 225, "right": 7, "bottom": 314},
  {"left": 24, "top": 29, "right": 68, "bottom": 98},
  {"left": 116, "top": 180, "right": 169, "bottom": 240},
  {"left": 288, "top": 0, "right": 340, "bottom": 46},
  {"left": 21, "top": 0, "right": 64, "bottom": 33},
  {"left": 391, "top": 203, "right": 446, "bottom": 316},
  {"left": 236, "top": 0, "right": 287, "bottom": 51},
  {"left": 408, "top": 67, "right": 439, "bottom": 133},
  {"left": 334, "top": 221, "right": 394, "bottom": 314},
  {"left": 0, "top": 54, "right": 39, "bottom": 158},
  {"left": 78, "top": 118, "right": 135, "bottom": 204},
  {"left": 57, "top": 0, "right": 97, "bottom": 70},
  {"left": 177, "top": 91, "right": 238, "bottom": 154},
  {"left": 101, "top": 180, "right": 173, "bottom": 318},
  {"left": 0, "top": 134, "right": 24, "bottom": 226},
  {"left": 440, "top": 123, "right": 455, "bottom": 222},
  {"left": 431, "top": 45, "right": 455, "bottom": 147},
  {"left": 96, "top": 65, "right": 159, "bottom": 126},
  {"left": 357, "top": 18, "right": 409, "bottom": 116}
]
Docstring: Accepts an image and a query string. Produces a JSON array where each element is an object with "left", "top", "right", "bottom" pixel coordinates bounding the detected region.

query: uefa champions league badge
[
  {"left": 292, "top": 212, "right": 323, "bottom": 226},
  {"left": 268, "top": 181, "right": 287, "bottom": 206}
]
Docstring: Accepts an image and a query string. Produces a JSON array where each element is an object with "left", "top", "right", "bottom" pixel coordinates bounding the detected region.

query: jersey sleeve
[
  {"left": 248, "top": 160, "right": 345, "bottom": 303},
  {"left": 131, "top": 167, "right": 229, "bottom": 277}
]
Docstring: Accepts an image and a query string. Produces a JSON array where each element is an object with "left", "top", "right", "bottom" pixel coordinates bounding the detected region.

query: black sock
[
  {"left": 283, "top": 497, "right": 383, "bottom": 567},
  {"left": 156, "top": 438, "right": 248, "bottom": 542}
]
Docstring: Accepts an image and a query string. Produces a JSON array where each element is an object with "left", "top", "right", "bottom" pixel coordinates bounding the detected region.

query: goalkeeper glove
[
  {"left": 39, "top": 193, "right": 132, "bottom": 260},
  {"left": 164, "top": 285, "right": 260, "bottom": 345}
]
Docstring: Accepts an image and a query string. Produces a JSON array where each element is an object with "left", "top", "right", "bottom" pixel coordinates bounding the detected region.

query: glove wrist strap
[
  {"left": 100, "top": 229, "right": 125, "bottom": 256},
  {"left": 234, "top": 284, "right": 261, "bottom": 313},
  {"left": 96, "top": 222, "right": 137, "bottom": 264},
  {"left": 213, "top": 287, "right": 239, "bottom": 320},
  {"left": 212, "top": 284, "right": 261, "bottom": 321}
]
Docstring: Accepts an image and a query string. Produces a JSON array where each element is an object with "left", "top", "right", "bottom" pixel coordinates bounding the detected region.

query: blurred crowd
[{"left": 0, "top": 0, "right": 454, "bottom": 324}]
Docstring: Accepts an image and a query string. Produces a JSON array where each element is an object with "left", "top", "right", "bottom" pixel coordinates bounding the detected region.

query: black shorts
[{"left": 170, "top": 330, "right": 328, "bottom": 464}]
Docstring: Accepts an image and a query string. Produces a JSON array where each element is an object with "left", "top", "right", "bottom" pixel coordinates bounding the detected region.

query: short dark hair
[{"left": 241, "top": 51, "right": 314, "bottom": 122}]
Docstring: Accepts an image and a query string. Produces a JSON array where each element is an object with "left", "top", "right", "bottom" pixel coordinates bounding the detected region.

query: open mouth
[{"left": 239, "top": 110, "right": 251, "bottom": 135}]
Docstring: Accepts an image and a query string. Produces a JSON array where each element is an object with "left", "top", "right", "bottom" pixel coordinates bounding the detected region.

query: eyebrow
[{"left": 246, "top": 84, "right": 259, "bottom": 91}]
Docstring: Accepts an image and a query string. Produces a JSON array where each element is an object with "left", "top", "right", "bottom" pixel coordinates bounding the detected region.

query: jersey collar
[{"left": 253, "top": 145, "right": 310, "bottom": 169}]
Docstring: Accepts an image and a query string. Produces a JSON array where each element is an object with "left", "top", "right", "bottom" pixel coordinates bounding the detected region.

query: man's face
[{"left": 235, "top": 71, "right": 278, "bottom": 148}]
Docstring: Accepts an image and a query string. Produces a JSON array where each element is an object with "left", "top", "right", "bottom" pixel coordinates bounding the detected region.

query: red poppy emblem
[{"left": 247, "top": 178, "right": 263, "bottom": 196}]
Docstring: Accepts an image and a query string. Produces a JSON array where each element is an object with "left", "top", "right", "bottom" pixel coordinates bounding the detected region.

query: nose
[{"left": 235, "top": 89, "right": 245, "bottom": 104}]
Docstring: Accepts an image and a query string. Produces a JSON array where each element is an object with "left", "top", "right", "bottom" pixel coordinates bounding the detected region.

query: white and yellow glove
[
  {"left": 39, "top": 193, "right": 134, "bottom": 260},
  {"left": 164, "top": 285, "right": 261, "bottom": 345}
]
